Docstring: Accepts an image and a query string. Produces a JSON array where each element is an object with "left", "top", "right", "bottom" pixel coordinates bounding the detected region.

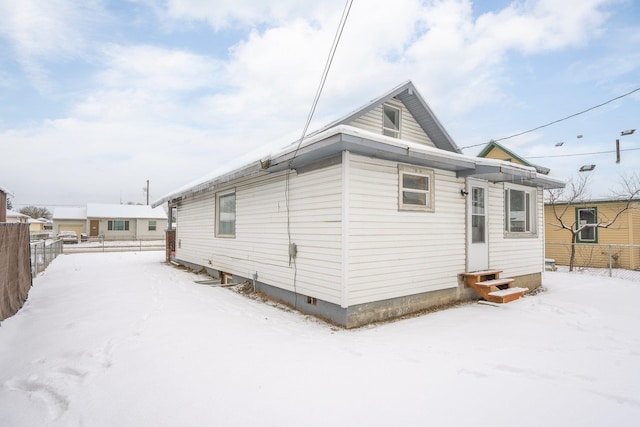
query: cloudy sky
[{"left": 1, "top": 0, "right": 639, "bottom": 209}]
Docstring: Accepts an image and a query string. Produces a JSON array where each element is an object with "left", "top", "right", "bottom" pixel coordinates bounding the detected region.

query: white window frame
[
  {"left": 382, "top": 104, "right": 401, "bottom": 138},
  {"left": 215, "top": 189, "right": 236, "bottom": 238},
  {"left": 398, "top": 165, "right": 435, "bottom": 212},
  {"left": 577, "top": 207, "right": 597, "bottom": 243},
  {"left": 504, "top": 184, "right": 537, "bottom": 237},
  {"left": 148, "top": 220, "right": 157, "bottom": 231},
  {"left": 108, "top": 220, "right": 130, "bottom": 231}
]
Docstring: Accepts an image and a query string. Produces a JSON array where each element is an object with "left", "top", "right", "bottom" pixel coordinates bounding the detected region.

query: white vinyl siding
[
  {"left": 346, "top": 155, "right": 465, "bottom": 306},
  {"left": 488, "top": 184, "right": 545, "bottom": 277},
  {"left": 348, "top": 98, "right": 435, "bottom": 147},
  {"left": 176, "top": 165, "right": 344, "bottom": 305}
]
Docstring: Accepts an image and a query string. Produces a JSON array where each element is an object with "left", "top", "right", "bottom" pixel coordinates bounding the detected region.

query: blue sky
[{"left": 1, "top": 0, "right": 639, "bottom": 208}]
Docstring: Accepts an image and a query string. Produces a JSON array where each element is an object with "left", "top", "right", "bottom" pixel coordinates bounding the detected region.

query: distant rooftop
[{"left": 54, "top": 204, "right": 166, "bottom": 220}]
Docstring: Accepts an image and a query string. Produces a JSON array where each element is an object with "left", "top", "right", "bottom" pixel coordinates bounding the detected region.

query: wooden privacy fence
[{"left": 0, "top": 223, "right": 32, "bottom": 321}]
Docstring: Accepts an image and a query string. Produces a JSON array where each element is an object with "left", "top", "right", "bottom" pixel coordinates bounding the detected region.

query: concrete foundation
[{"left": 174, "top": 258, "right": 541, "bottom": 328}]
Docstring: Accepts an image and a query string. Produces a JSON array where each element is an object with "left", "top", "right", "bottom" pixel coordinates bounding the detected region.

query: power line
[
  {"left": 526, "top": 146, "right": 640, "bottom": 159},
  {"left": 290, "top": 0, "right": 354, "bottom": 161},
  {"left": 285, "top": 0, "right": 353, "bottom": 306},
  {"left": 459, "top": 86, "right": 640, "bottom": 150}
]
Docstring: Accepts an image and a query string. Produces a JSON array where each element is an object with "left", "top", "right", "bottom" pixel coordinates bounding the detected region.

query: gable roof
[
  {"left": 477, "top": 140, "right": 550, "bottom": 175},
  {"left": 153, "top": 83, "right": 565, "bottom": 207},
  {"left": 307, "top": 81, "right": 461, "bottom": 153}
]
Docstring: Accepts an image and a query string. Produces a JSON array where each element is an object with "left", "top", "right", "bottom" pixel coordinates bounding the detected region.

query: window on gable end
[{"left": 383, "top": 104, "right": 401, "bottom": 138}]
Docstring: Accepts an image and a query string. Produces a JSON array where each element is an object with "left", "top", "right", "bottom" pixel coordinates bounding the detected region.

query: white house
[
  {"left": 53, "top": 204, "right": 168, "bottom": 241},
  {"left": 153, "top": 81, "right": 564, "bottom": 328}
]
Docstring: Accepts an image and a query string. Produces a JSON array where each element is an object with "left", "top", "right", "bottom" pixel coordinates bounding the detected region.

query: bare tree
[
  {"left": 19, "top": 206, "right": 52, "bottom": 220},
  {"left": 546, "top": 173, "right": 640, "bottom": 271}
]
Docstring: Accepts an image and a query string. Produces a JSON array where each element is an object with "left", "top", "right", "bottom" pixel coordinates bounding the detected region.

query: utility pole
[
  {"left": 616, "top": 139, "right": 620, "bottom": 164},
  {"left": 146, "top": 180, "right": 150, "bottom": 205}
]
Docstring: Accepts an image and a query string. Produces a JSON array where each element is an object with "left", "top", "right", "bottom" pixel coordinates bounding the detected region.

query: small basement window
[
  {"left": 398, "top": 165, "right": 434, "bottom": 212},
  {"left": 382, "top": 104, "right": 401, "bottom": 138}
]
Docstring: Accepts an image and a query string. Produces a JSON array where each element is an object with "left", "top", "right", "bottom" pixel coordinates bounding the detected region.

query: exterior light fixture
[
  {"left": 555, "top": 142, "right": 564, "bottom": 147},
  {"left": 621, "top": 129, "right": 636, "bottom": 136},
  {"left": 579, "top": 164, "right": 596, "bottom": 172},
  {"left": 577, "top": 135, "right": 583, "bottom": 138}
]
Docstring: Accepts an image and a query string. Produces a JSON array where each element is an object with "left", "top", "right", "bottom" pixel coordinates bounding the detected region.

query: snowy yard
[{"left": 1, "top": 252, "right": 640, "bottom": 427}]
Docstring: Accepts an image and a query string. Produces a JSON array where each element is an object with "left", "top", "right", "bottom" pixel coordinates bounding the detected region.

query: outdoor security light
[
  {"left": 579, "top": 164, "right": 596, "bottom": 172},
  {"left": 621, "top": 129, "right": 636, "bottom": 136},
  {"left": 577, "top": 135, "right": 583, "bottom": 138},
  {"left": 555, "top": 142, "right": 564, "bottom": 147}
]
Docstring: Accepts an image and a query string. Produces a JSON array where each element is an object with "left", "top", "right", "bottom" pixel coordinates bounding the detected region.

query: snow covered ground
[{"left": 1, "top": 252, "right": 639, "bottom": 427}]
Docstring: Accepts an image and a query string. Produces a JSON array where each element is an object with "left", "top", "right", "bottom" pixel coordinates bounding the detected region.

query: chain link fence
[
  {"left": 30, "top": 239, "right": 64, "bottom": 277},
  {"left": 546, "top": 242, "right": 640, "bottom": 281}
]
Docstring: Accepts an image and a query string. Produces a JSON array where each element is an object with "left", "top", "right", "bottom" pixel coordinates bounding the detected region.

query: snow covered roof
[
  {"left": 0, "top": 185, "right": 14, "bottom": 197},
  {"left": 86, "top": 204, "right": 167, "bottom": 219},
  {"left": 153, "top": 124, "right": 565, "bottom": 207},
  {"left": 6, "top": 209, "right": 29, "bottom": 218},
  {"left": 53, "top": 207, "right": 87, "bottom": 220},
  {"left": 53, "top": 204, "right": 167, "bottom": 220},
  {"left": 153, "top": 82, "right": 565, "bottom": 207}
]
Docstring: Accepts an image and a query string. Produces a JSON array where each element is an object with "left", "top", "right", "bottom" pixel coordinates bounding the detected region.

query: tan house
[
  {"left": 53, "top": 204, "right": 168, "bottom": 241},
  {"left": 477, "top": 140, "right": 550, "bottom": 174},
  {"left": 545, "top": 199, "right": 640, "bottom": 270}
]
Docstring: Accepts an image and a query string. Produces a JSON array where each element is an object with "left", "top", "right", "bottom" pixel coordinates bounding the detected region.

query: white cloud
[
  {"left": 156, "top": 0, "right": 336, "bottom": 30},
  {"left": 2, "top": 0, "right": 632, "bottom": 205},
  {"left": 0, "top": 0, "right": 106, "bottom": 90},
  {"left": 97, "top": 45, "right": 223, "bottom": 92}
]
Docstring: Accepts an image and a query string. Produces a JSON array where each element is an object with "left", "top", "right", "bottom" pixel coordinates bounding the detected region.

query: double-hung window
[
  {"left": 216, "top": 190, "right": 236, "bottom": 238},
  {"left": 383, "top": 104, "right": 401, "bottom": 138},
  {"left": 398, "top": 165, "right": 434, "bottom": 212},
  {"left": 148, "top": 220, "right": 157, "bottom": 231},
  {"left": 504, "top": 185, "right": 536, "bottom": 235},
  {"left": 576, "top": 207, "right": 597, "bottom": 242}
]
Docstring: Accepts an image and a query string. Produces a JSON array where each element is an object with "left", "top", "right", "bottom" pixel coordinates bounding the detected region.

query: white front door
[{"left": 467, "top": 179, "right": 489, "bottom": 272}]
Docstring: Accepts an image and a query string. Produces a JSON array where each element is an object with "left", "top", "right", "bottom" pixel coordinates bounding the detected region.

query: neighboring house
[
  {"left": 153, "top": 81, "right": 564, "bottom": 328},
  {"left": 53, "top": 206, "right": 87, "bottom": 236},
  {"left": 53, "top": 204, "right": 168, "bottom": 240},
  {"left": 28, "top": 218, "right": 47, "bottom": 232},
  {"left": 0, "top": 185, "right": 12, "bottom": 222},
  {"left": 545, "top": 199, "right": 640, "bottom": 270},
  {"left": 477, "top": 140, "right": 550, "bottom": 175},
  {"left": 5, "top": 209, "right": 30, "bottom": 224}
]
